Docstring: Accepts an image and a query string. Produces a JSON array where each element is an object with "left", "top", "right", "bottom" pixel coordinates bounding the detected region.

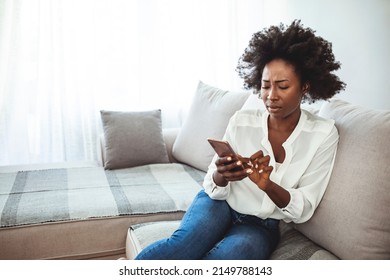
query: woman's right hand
[{"left": 212, "top": 155, "right": 250, "bottom": 187}]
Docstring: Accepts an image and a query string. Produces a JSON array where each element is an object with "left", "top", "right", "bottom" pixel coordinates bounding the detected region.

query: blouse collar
[{"left": 261, "top": 109, "right": 307, "bottom": 144}]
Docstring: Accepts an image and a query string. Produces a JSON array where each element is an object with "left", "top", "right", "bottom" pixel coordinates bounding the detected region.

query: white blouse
[{"left": 203, "top": 109, "right": 339, "bottom": 224}]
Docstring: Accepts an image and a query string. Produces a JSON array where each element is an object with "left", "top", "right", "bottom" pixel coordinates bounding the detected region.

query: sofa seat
[
  {"left": 0, "top": 163, "right": 205, "bottom": 259},
  {"left": 125, "top": 220, "right": 339, "bottom": 260}
]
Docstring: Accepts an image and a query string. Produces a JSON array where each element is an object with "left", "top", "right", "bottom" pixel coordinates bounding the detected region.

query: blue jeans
[{"left": 135, "top": 190, "right": 280, "bottom": 260}]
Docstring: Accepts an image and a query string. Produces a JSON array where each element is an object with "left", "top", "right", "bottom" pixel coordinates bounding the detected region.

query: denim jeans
[{"left": 135, "top": 190, "right": 280, "bottom": 260}]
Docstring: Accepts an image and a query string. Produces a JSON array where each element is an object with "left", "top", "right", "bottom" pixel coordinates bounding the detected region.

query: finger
[
  {"left": 254, "top": 155, "right": 271, "bottom": 166},
  {"left": 216, "top": 159, "right": 243, "bottom": 173},
  {"left": 236, "top": 155, "right": 251, "bottom": 168},
  {"left": 259, "top": 165, "right": 273, "bottom": 172},
  {"left": 250, "top": 150, "right": 264, "bottom": 161},
  {"left": 257, "top": 166, "right": 273, "bottom": 178},
  {"left": 265, "top": 165, "right": 273, "bottom": 172},
  {"left": 236, "top": 154, "right": 250, "bottom": 164},
  {"left": 215, "top": 156, "right": 234, "bottom": 166},
  {"left": 223, "top": 168, "right": 250, "bottom": 181}
]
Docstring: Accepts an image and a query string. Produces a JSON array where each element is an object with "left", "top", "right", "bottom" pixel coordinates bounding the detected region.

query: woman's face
[{"left": 260, "top": 59, "right": 307, "bottom": 120}]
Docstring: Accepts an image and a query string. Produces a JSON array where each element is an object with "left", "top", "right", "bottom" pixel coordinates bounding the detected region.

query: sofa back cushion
[
  {"left": 172, "top": 81, "right": 250, "bottom": 172},
  {"left": 296, "top": 98, "right": 390, "bottom": 259}
]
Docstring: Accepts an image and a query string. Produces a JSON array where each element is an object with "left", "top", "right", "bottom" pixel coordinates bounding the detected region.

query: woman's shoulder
[{"left": 302, "top": 109, "right": 337, "bottom": 136}]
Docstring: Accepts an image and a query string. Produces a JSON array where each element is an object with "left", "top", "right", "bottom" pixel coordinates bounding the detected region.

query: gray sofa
[
  {"left": 121, "top": 82, "right": 390, "bottom": 260},
  {"left": 0, "top": 81, "right": 389, "bottom": 260}
]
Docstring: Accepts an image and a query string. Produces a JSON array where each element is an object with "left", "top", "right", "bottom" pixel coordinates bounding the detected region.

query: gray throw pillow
[
  {"left": 172, "top": 81, "right": 250, "bottom": 172},
  {"left": 295, "top": 98, "right": 390, "bottom": 259},
  {"left": 100, "top": 109, "right": 169, "bottom": 170}
]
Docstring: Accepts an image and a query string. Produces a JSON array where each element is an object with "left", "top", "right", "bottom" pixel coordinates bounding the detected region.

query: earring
[{"left": 303, "top": 83, "right": 310, "bottom": 93}]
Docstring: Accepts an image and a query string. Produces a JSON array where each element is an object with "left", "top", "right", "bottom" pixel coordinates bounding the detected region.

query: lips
[{"left": 266, "top": 104, "right": 282, "bottom": 112}]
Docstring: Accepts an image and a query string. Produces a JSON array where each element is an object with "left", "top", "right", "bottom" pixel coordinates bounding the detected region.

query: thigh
[
  {"left": 203, "top": 222, "right": 280, "bottom": 260},
  {"left": 179, "top": 189, "right": 231, "bottom": 233},
  {"left": 173, "top": 190, "right": 232, "bottom": 248},
  {"left": 135, "top": 190, "right": 232, "bottom": 260}
]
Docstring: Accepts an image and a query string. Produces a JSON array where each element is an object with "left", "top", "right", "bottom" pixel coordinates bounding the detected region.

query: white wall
[{"left": 259, "top": 0, "right": 390, "bottom": 110}]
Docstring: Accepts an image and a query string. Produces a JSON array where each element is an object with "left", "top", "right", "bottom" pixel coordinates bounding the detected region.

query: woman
[{"left": 135, "top": 20, "right": 346, "bottom": 260}]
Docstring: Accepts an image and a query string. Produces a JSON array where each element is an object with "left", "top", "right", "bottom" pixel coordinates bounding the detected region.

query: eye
[
  {"left": 279, "top": 86, "right": 289, "bottom": 90},
  {"left": 261, "top": 83, "right": 270, "bottom": 90},
  {"left": 261, "top": 81, "right": 270, "bottom": 89}
]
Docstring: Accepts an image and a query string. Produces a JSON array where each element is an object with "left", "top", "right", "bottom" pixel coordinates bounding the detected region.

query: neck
[{"left": 268, "top": 109, "right": 301, "bottom": 133}]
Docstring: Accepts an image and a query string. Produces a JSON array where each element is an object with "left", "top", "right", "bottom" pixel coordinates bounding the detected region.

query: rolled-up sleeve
[{"left": 280, "top": 125, "right": 339, "bottom": 223}]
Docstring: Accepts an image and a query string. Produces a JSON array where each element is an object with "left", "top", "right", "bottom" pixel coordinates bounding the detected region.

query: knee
[{"left": 232, "top": 227, "right": 276, "bottom": 259}]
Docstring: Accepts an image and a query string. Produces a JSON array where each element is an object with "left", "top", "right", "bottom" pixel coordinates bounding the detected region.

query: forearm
[{"left": 263, "top": 181, "right": 291, "bottom": 208}]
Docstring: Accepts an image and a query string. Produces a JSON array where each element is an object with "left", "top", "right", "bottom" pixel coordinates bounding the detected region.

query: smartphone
[
  {"left": 207, "top": 138, "right": 244, "bottom": 171},
  {"left": 207, "top": 138, "right": 237, "bottom": 157}
]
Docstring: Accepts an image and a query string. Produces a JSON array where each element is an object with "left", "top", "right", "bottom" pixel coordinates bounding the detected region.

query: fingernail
[
  {"left": 236, "top": 161, "right": 242, "bottom": 166},
  {"left": 227, "top": 157, "right": 232, "bottom": 161},
  {"left": 246, "top": 169, "right": 253, "bottom": 174}
]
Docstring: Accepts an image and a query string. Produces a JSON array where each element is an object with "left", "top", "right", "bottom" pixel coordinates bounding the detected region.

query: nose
[{"left": 267, "top": 87, "right": 279, "bottom": 100}]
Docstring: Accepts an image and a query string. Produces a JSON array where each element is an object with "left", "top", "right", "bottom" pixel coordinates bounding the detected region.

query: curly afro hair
[{"left": 237, "top": 20, "right": 346, "bottom": 103}]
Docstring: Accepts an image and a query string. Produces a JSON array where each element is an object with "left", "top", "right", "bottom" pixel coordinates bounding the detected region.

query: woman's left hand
[{"left": 245, "top": 150, "right": 274, "bottom": 191}]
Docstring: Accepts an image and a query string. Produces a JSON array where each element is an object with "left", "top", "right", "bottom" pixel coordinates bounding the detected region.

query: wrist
[
  {"left": 212, "top": 171, "right": 228, "bottom": 187},
  {"left": 257, "top": 179, "right": 274, "bottom": 192}
]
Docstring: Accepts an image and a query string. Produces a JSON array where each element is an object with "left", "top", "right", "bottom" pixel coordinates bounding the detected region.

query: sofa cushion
[
  {"left": 126, "top": 220, "right": 181, "bottom": 259},
  {"left": 0, "top": 163, "right": 205, "bottom": 259},
  {"left": 101, "top": 109, "right": 169, "bottom": 169},
  {"left": 295, "top": 98, "right": 390, "bottom": 259},
  {"left": 0, "top": 164, "right": 205, "bottom": 228},
  {"left": 172, "top": 81, "right": 250, "bottom": 172},
  {"left": 125, "top": 220, "right": 338, "bottom": 260}
]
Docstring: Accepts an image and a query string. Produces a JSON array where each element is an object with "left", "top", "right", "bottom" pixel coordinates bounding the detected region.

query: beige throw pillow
[
  {"left": 100, "top": 109, "right": 169, "bottom": 170},
  {"left": 295, "top": 99, "right": 390, "bottom": 259},
  {"left": 172, "top": 81, "right": 250, "bottom": 172}
]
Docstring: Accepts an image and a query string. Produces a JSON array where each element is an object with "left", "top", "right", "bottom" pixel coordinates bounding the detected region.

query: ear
[{"left": 302, "top": 83, "right": 310, "bottom": 94}]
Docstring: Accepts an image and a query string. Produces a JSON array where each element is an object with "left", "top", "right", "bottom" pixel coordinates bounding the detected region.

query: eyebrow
[{"left": 262, "top": 79, "right": 289, "bottom": 83}]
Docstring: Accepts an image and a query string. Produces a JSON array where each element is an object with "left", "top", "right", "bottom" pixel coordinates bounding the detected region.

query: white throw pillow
[
  {"left": 241, "top": 92, "right": 265, "bottom": 110},
  {"left": 295, "top": 98, "right": 390, "bottom": 259},
  {"left": 172, "top": 81, "right": 250, "bottom": 172}
]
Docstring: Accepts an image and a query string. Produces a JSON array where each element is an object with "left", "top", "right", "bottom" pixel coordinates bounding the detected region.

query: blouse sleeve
[
  {"left": 203, "top": 154, "right": 231, "bottom": 200},
  {"left": 202, "top": 113, "right": 239, "bottom": 200},
  {"left": 280, "top": 125, "right": 339, "bottom": 223}
]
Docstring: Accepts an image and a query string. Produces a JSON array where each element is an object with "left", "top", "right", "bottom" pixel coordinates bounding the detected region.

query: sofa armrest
[
  {"left": 97, "top": 127, "right": 180, "bottom": 167},
  {"left": 97, "top": 134, "right": 106, "bottom": 167}
]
